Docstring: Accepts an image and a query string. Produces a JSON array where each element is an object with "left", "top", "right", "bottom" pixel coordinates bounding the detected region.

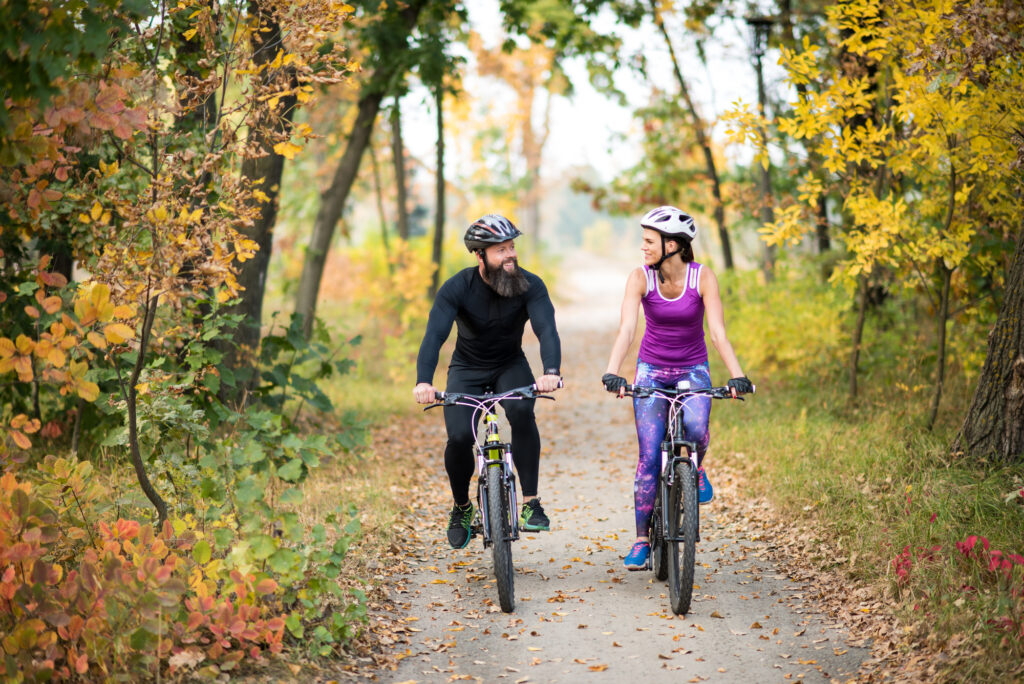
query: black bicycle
[
  {"left": 612, "top": 381, "right": 750, "bottom": 615},
  {"left": 426, "top": 385, "right": 555, "bottom": 613}
]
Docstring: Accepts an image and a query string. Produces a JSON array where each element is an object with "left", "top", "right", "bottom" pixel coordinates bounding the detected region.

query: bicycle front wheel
[
  {"left": 486, "top": 464, "right": 515, "bottom": 612},
  {"left": 667, "top": 459, "right": 698, "bottom": 615}
]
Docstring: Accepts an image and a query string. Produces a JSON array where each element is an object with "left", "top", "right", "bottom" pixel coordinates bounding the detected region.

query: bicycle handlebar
[
  {"left": 425, "top": 382, "right": 561, "bottom": 410},
  {"left": 618, "top": 384, "right": 752, "bottom": 400}
]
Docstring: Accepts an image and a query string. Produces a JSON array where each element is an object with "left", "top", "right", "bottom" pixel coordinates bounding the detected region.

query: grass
[{"left": 708, "top": 266, "right": 1024, "bottom": 681}]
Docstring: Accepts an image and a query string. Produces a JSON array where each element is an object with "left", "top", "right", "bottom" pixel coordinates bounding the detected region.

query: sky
[{"left": 398, "top": 2, "right": 779, "bottom": 184}]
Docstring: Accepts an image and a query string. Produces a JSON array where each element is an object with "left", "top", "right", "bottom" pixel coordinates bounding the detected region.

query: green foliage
[
  {"left": 0, "top": 0, "right": 153, "bottom": 134},
  {"left": 711, "top": 264, "right": 1023, "bottom": 679},
  {"left": 716, "top": 260, "right": 847, "bottom": 379}
]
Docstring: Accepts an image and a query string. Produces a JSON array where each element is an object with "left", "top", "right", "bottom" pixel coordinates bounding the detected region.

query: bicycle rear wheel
[
  {"left": 651, "top": 486, "right": 668, "bottom": 580},
  {"left": 487, "top": 464, "right": 515, "bottom": 612},
  {"left": 667, "top": 459, "right": 698, "bottom": 615}
]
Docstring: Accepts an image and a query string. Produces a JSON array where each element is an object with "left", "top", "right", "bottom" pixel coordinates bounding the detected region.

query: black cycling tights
[{"left": 443, "top": 359, "right": 540, "bottom": 505}]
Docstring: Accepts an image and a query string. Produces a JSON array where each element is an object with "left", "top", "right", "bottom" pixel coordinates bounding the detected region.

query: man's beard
[{"left": 485, "top": 257, "right": 530, "bottom": 297}]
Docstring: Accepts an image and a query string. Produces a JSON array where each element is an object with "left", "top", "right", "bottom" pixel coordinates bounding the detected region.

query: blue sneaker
[
  {"left": 623, "top": 541, "right": 650, "bottom": 570},
  {"left": 698, "top": 466, "right": 714, "bottom": 505}
]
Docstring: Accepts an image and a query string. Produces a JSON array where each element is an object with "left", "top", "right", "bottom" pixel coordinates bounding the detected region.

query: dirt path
[{"left": 355, "top": 254, "right": 870, "bottom": 683}]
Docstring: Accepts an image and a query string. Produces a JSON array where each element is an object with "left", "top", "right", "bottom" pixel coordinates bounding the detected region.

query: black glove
[
  {"left": 728, "top": 376, "right": 754, "bottom": 395},
  {"left": 602, "top": 373, "right": 628, "bottom": 393}
]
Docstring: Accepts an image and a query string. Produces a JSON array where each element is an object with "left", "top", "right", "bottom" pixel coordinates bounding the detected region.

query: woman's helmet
[
  {"left": 640, "top": 206, "right": 696, "bottom": 283},
  {"left": 640, "top": 206, "right": 697, "bottom": 241},
  {"left": 464, "top": 214, "right": 522, "bottom": 252}
]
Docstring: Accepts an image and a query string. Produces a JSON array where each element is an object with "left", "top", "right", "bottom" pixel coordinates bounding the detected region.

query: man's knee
[
  {"left": 446, "top": 429, "right": 475, "bottom": 449},
  {"left": 503, "top": 402, "right": 536, "bottom": 425}
]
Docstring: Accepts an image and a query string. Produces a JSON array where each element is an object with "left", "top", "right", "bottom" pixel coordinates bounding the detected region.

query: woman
[{"left": 602, "top": 206, "right": 753, "bottom": 570}]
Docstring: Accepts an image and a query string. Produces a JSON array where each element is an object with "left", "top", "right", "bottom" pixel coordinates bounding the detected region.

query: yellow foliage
[
  {"left": 728, "top": 0, "right": 1022, "bottom": 288},
  {"left": 104, "top": 323, "right": 136, "bottom": 344}
]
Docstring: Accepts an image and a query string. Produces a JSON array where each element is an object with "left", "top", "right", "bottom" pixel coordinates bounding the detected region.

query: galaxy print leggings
[{"left": 632, "top": 360, "right": 712, "bottom": 538}]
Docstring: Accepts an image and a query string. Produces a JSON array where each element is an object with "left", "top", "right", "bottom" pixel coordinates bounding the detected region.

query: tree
[
  {"left": 729, "top": 0, "right": 1021, "bottom": 410},
  {"left": 225, "top": 0, "right": 351, "bottom": 400},
  {"left": 0, "top": 0, "right": 350, "bottom": 520},
  {"left": 647, "top": 0, "right": 733, "bottom": 269},
  {"left": 294, "top": 0, "right": 432, "bottom": 339},
  {"left": 391, "top": 98, "right": 412, "bottom": 240},
  {"left": 471, "top": 33, "right": 562, "bottom": 249},
  {"left": 954, "top": 227, "right": 1024, "bottom": 463},
  {"left": 950, "top": 0, "right": 1024, "bottom": 462}
]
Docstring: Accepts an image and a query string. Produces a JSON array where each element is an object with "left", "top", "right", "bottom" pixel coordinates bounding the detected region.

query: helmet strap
[{"left": 653, "top": 235, "right": 682, "bottom": 283}]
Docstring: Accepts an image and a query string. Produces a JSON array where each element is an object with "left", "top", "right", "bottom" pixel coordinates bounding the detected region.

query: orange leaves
[
  {"left": 7, "top": 414, "right": 42, "bottom": 449},
  {"left": 74, "top": 282, "right": 116, "bottom": 326},
  {"left": 68, "top": 360, "right": 99, "bottom": 402},
  {"left": 0, "top": 335, "right": 36, "bottom": 382}
]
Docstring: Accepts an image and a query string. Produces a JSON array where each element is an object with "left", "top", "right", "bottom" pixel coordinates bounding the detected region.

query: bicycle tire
[
  {"left": 667, "top": 459, "right": 698, "bottom": 615},
  {"left": 651, "top": 486, "right": 668, "bottom": 580},
  {"left": 487, "top": 464, "right": 515, "bottom": 612}
]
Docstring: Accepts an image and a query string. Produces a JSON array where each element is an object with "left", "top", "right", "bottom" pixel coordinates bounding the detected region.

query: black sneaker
[
  {"left": 520, "top": 498, "right": 550, "bottom": 531},
  {"left": 446, "top": 502, "right": 474, "bottom": 549}
]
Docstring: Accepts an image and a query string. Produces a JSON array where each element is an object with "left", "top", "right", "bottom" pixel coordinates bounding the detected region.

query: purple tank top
[{"left": 638, "top": 263, "right": 708, "bottom": 367}]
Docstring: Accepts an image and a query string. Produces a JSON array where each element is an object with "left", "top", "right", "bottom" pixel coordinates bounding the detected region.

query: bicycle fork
[
  {"left": 659, "top": 437, "right": 701, "bottom": 544},
  {"left": 476, "top": 411, "right": 519, "bottom": 547}
]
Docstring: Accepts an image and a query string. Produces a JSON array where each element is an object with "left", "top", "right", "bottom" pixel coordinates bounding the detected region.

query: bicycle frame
[
  {"left": 477, "top": 404, "right": 518, "bottom": 547},
  {"left": 428, "top": 386, "right": 553, "bottom": 547},
  {"left": 628, "top": 384, "right": 737, "bottom": 546}
]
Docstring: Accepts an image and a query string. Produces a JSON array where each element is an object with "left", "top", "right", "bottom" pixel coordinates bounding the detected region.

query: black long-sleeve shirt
[{"left": 416, "top": 267, "right": 561, "bottom": 385}]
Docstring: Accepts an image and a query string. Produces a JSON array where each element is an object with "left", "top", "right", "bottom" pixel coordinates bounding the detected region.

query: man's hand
[
  {"left": 413, "top": 382, "right": 438, "bottom": 404},
  {"left": 536, "top": 374, "right": 562, "bottom": 393}
]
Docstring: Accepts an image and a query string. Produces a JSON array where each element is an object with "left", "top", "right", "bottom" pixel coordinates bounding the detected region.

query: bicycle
[
  {"left": 610, "top": 381, "right": 751, "bottom": 615},
  {"left": 426, "top": 384, "right": 556, "bottom": 613}
]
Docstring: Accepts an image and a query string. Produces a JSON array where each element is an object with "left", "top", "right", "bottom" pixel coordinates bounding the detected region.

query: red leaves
[{"left": 955, "top": 534, "right": 990, "bottom": 556}]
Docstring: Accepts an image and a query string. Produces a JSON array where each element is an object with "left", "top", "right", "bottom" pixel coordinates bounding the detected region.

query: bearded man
[{"left": 413, "top": 214, "right": 562, "bottom": 549}]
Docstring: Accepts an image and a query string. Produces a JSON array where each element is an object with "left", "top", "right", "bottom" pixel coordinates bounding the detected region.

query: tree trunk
[
  {"left": 952, "top": 226, "right": 1024, "bottom": 463},
  {"left": 781, "top": 0, "right": 831, "bottom": 257},
  {"left": 294, "top": 1, "right": 425, "bottom": 339},
  {"left": 816, "top": 195, "right": 831, "bottom": 254},
  {"left": 650, "top": 1, "right": 733, "bottom": 269},
  {"left": 124, "top": 294, "right": 168, "bottom": 525},
  {"left": 391, "top": 98, "right": 410, "bottom": 240},
  {"left": 429, "top": 83, "right": 445, "bottom": 299},
  {"left": 368, "top": 139, "right": 393, "bottom": 272},
  {"left": 754, "top": 52, "right": 775, "bottom": 281},
  {"left": 927, "top": 262, "right": 952, "bottom": 430},
  {"left": 850, "top": 273, "right": 869, "bottom": 399},
  {"left": 225, "top": 0, "right": 297, "bottom": 399},
  {"left": 295, "top": 91, "right": 381, "bottom": 338}
]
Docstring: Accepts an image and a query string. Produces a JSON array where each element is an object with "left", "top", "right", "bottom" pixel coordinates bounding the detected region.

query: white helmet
[{"left": 640, "top": 206, "right": 696, "bottom": 241}]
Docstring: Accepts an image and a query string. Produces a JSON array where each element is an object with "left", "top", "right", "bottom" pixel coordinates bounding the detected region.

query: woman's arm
[
  {"left": 604, "top": 267, "right": 646, "bottom": 375},
  {"left": 701, "top": 266, "right": 745, "bottom": 378}
]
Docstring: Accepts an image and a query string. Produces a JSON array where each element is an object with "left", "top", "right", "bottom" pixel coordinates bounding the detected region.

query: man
[{"left": 413, "top": 214, "right": 562, "bottom": 549}]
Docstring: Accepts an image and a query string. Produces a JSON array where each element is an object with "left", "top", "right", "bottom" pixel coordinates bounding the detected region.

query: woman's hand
[
  {"left": 727, "top": 376, "right": 754, "bottom": 397},
  {"left": 602, "top": 373, "right": 628, "bottom": 395}
]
